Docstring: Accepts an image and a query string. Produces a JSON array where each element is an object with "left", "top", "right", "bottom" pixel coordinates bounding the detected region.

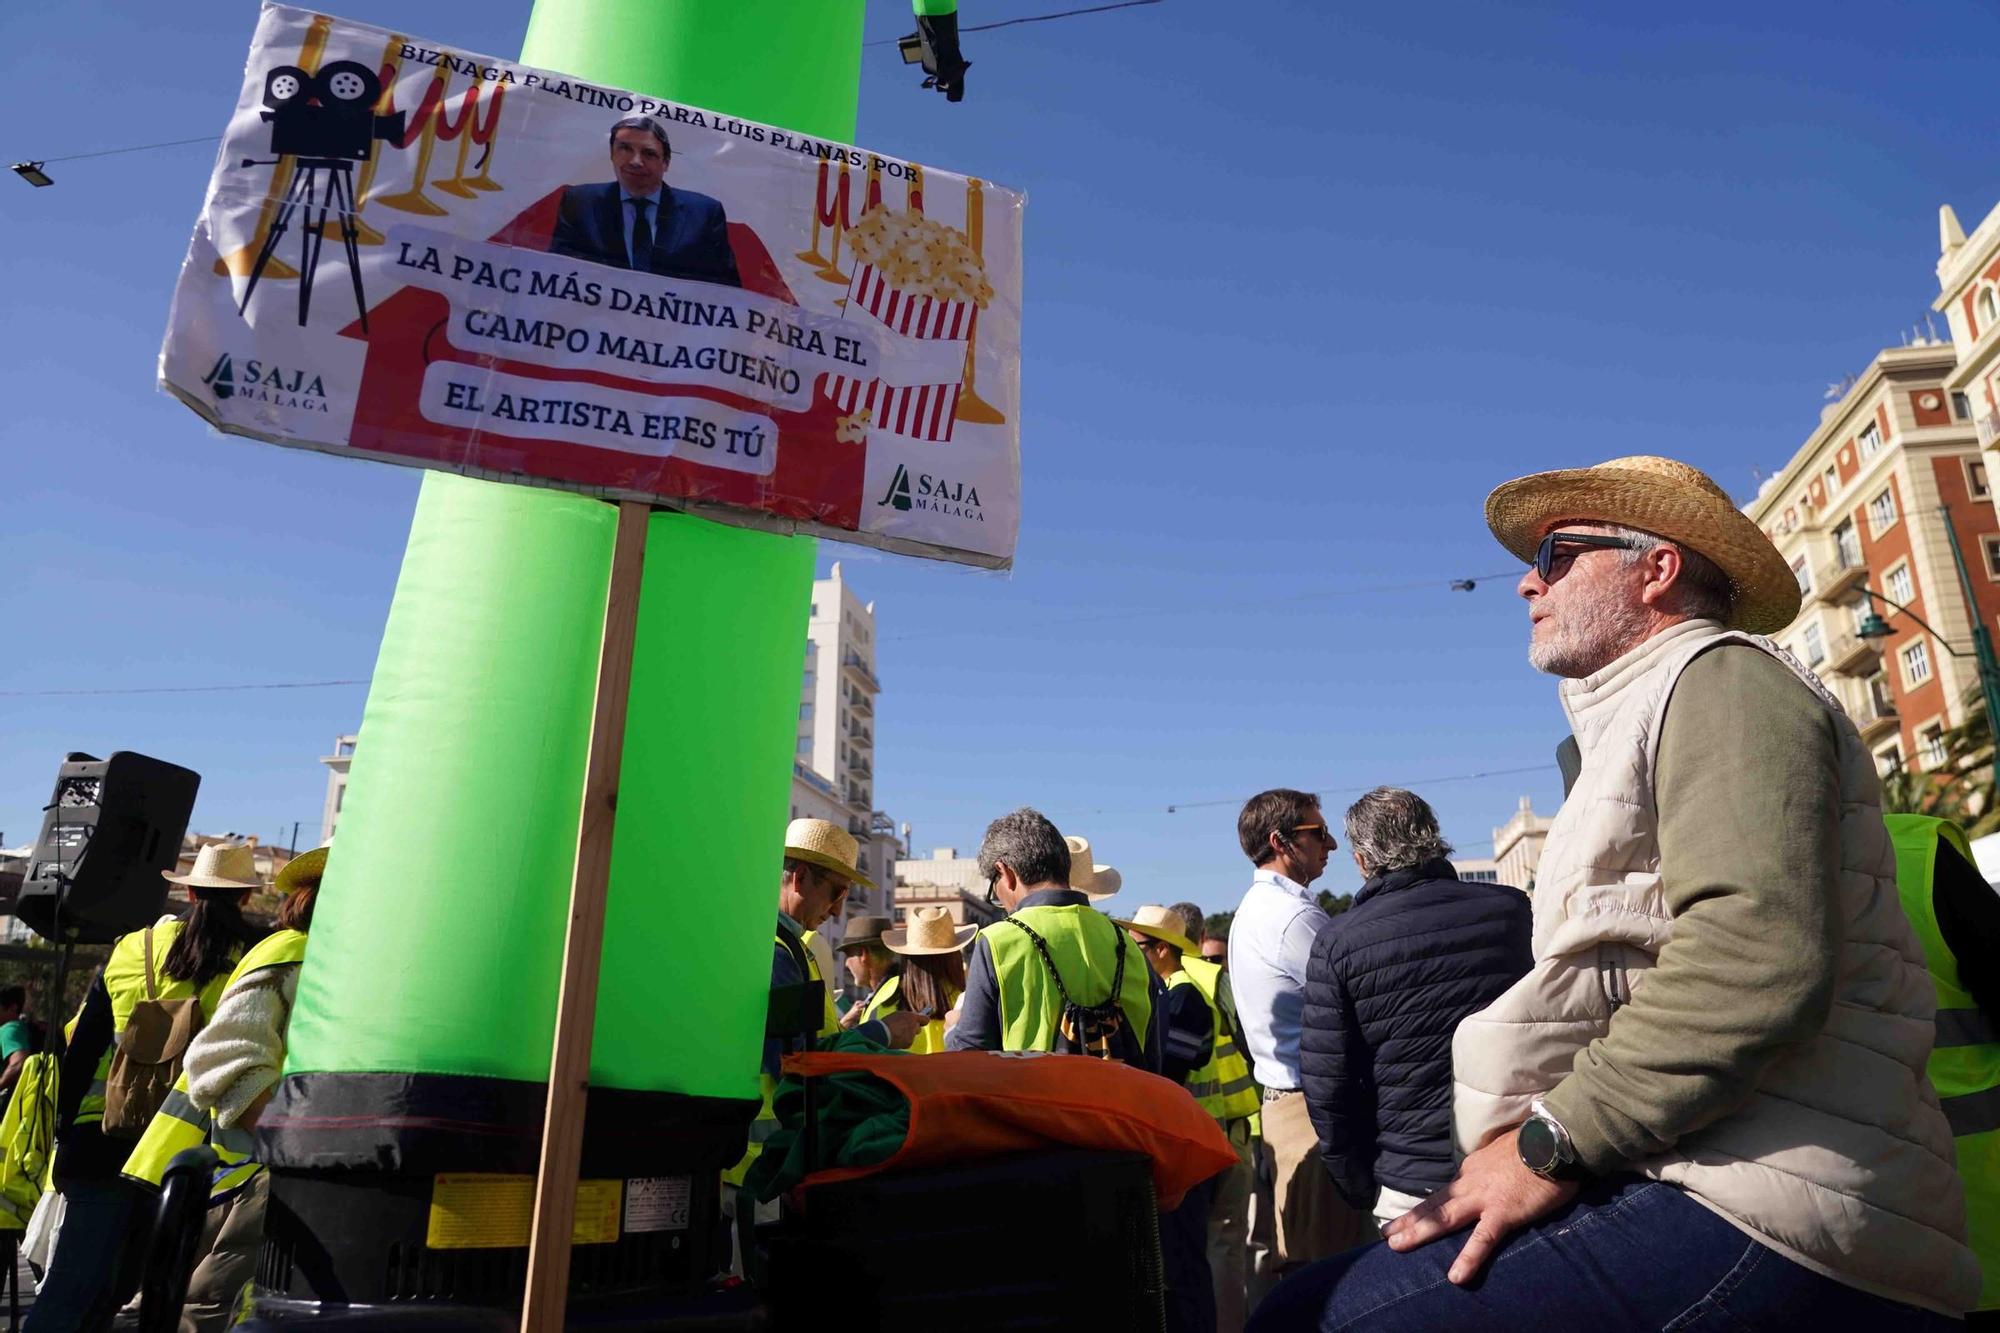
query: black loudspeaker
[{"left": 16, "top": 751, "right": 201, "bottom": 944}]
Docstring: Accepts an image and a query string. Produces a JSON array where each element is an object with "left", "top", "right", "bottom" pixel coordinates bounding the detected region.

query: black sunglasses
[{"left": 1534, "top": 531, "right": 1644, "bottom": 582}]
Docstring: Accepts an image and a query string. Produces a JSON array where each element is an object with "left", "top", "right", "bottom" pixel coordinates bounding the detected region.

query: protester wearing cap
[
  {"left": 725, "top": 822, "right": 926, "bottom": 1203},
  {"left": 945, "top": 811, "right": 1160, "bottom": 1073},
  {"left": 1255, "top": 457, "right": 1980, "bottom": 1329},
  {"left": 834, "top": 913, "right": 896, "bottom": 1028},
  {"left": 29, "top": 842, "right": 264, "bottom": 1333},
  {"left": 124, "top": 842, "right": 331, "bottom": 1331},
  {"left": 862, "top": 906, "right": 975, "bottom": 1055}
]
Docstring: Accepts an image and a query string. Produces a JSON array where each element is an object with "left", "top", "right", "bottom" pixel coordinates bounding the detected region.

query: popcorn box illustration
[{"left": 823, "top": 208, "right": 994, "bottom": 444}]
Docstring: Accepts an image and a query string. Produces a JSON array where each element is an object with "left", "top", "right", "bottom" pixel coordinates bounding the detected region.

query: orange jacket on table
[{"left": 779, "top": 1048, "right": 1235, "bottom": 1210}]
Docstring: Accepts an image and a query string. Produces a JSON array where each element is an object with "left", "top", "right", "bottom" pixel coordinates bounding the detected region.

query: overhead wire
[{"left": 0, "top": 679, "right": 368, "bottom": 699}]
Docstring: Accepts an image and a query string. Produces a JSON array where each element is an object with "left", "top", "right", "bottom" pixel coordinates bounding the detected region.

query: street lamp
[{"left": 1855, "top": 504, "right": 2000, "bottom": 787}]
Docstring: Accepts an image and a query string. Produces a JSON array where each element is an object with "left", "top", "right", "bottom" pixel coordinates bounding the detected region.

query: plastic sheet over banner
[{"left": 158, "top": 4, "right": 1024, "bottom": 568}]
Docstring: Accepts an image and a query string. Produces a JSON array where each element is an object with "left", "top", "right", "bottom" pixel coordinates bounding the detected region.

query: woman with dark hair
[
  {"left": 869, "top": 906, "right": 975, "bottom": 1054},
  {"left": 123, "top": 843, "right": 328, "bottom": 1332},
  {"left": 25, "top": 842, "right": 263, "bottom": 1333}
]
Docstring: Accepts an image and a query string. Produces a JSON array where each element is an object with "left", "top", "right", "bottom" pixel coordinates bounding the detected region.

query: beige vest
[{"left": 1453, "top": 619, "right": 1980, "bottom": 1315}]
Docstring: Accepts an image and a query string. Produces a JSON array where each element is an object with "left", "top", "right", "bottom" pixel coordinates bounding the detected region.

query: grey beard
[{"left": 1528, "top": 598, "right": 1652, "bottom": 678}]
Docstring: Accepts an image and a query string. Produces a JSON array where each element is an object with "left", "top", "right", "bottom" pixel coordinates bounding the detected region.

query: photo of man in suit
[{"left": 549, "top": 114, "right": 741, "bottom": 288}]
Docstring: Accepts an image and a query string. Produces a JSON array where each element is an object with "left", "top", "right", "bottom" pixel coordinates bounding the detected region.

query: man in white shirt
[{"left": 1229, "top": 788, "right": 1371, "bottom": 1277}]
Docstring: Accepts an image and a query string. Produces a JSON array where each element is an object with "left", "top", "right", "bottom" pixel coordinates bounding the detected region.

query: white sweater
[{"left": 184, "top": 963, "right": 298, "bottom": 1130}]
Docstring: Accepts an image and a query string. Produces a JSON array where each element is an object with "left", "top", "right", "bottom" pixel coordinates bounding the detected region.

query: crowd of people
[
  {"left": 17, "top": 451, "right": 1999, "bottom": 1331},
  {"left": 749, "top": 455, "right": 1996, "bottom": 1331}
]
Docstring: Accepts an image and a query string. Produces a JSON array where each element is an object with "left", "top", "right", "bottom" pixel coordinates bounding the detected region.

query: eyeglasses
[
  {"left": 1289, "top": 823, "right": 1337, "bottom": 849},
  {"left": 1534, "top": 532, "right": 1644, "bottom": 583},
  {"left": 984, "top": 869, "right": 1001, "bottom": 909}
]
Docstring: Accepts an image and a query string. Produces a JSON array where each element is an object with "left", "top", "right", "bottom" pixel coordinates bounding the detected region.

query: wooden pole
[{"left": 519, "top": 499, "right": 650, "bottom": 1332}]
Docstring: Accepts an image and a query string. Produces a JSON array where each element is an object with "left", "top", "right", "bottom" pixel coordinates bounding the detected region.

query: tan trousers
[
  {"left": 1261, "top": 1091, "right": 1370, "bottom": 1271},
  {"left": 179, "top": 1170, "right": 268, "bottom": 1333},
  {"left": 1207, "top": 1118, "right": 1255, "bottom": 1333}
]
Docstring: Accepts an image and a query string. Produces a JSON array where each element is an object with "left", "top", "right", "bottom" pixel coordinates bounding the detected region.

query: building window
[
  {"left": 1878, "top": 744, "right": 1905, "bottom": 777},
  {"left": 1858, "top": 422, "right": 1883, "bottom": 460},
  {"left": 1968, "top": 458, "right": 1991, "bottom": 500},
  {"left": 810, "top": 602, "right": 818, "bottom": 617},
  {"left": 1981, "top": 287, "right": 2000, "bottom": 328},
  {"left": 1920, "top": 723, "right": 1949, "bottom": 770},
  {"left": 799, "top": 703, "right": 813, "bottom": 721},
  {"left": 1902, "top": 639, "right": 1932, "bottom": 687},
  {"left": 1954, "top": 391, "right": 1972, "bottom": 421},
  {"left": 1886, "top": 561, "right": 1914, "bottom": 604},
  {"left": 796, "top": 735, "right": 811, "bottom": 754},
  {"left": 1801, "top": 623, "right": 1825, "bottom": 666},
  {"left": 1868, "top": 487, "right": 1897, "bottom": 535},
  {"left": 1791, "top": 555, "right": 1811, "bottom": 594},
  {"left": 1985, "top": 537, "right": 2000, "bottom": 581},
  {"left": 1823, "top": 463, "right": 1839, "bottom": 497},
  {"left": 1834, "top": 520, "right": 1861, "bottom": 568}
]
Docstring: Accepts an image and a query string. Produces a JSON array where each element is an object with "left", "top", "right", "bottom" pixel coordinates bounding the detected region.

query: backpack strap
[{"left": 141, "top": 927, "right": 159, "bottom": 1002}]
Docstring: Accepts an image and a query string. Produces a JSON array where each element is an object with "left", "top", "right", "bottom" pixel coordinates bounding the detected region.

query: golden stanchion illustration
[
  {"left": 374, "top": 55, "right": 459, "bottom": 216},
  {"left": 796, "top": 160, "right": 842, "bottom": 269},
  {"left": 954, "top": 176, "right": 1005, "bottom": 426},
  {"left": 343, "top": 32, "right": 407, "bottom": 245},
  {"left": 212, "top": 13, "right": 333, "bottom": 279},
  {"left": 908, "top": 164, "right": 925, "bottom": 215},
  {"left": 433, "top": 84, "right": 506, "bottom": 199}
]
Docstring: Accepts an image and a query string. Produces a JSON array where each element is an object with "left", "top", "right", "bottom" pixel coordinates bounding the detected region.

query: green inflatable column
[{"left": 257, "top": 0, "right": 866, "bottom": 1311}]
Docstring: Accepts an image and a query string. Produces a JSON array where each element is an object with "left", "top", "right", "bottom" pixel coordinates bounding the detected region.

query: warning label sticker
[
  {"left": 426, "top": 1174, "right": 622, "bottom": 1250},
  {"left": 623, "top": 1176, "right": 692, "bottom": 1233}
]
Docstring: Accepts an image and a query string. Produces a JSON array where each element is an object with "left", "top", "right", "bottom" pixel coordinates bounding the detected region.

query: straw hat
[
  {"left": 884, "top": 905, "right": 977, "bottom": 955},
  {"left": 1484, "top": 455, "right": 1800, "bottom": 635},
  {"left": 1064, "top": 836, "right": 1121, "bottom": 902},
  {"left": 784, "top": 817, "right": 874, "bottom": 890},
  {"left": 163, "top": 842, "right": 264, "bottom": 891},
  {"left": 836, "top": 914, "right": 894, "bottom": 953},
  {"left": 275, "top": 844, "right": 329, "bottom": 894},
  {"left": 1115, "top": 904, "right": 1197, "bottom": 956}
]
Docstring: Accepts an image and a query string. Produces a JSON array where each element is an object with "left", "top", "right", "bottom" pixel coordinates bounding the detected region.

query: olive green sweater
[{"left": 1541, "top": 644, "right": 1844, "bottom": 1174}]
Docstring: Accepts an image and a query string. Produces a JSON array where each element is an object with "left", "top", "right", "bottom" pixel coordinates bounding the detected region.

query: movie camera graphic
[{"left": 236, "top": 61, "right": 406, "bottom": 332}]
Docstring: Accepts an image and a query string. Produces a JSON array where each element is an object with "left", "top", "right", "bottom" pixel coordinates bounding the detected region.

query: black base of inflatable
[
  {"left": 764, "top": 1148, "right": 1165, "bottom": 1331},
  {"left": 238, "top": 1282, "right": 765, "bottom": 1329},
  {"left": 258, "top": 1168, "right": 725, "bottom": 1307}
]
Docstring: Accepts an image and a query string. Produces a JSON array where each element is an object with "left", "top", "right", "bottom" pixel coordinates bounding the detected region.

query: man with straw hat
[
  {"left": 945, "top": 810, "right": 1159, "bottom": 1071},
  {"left": 1254, "top": 457, "right": 1980, "bottom": 1329}
]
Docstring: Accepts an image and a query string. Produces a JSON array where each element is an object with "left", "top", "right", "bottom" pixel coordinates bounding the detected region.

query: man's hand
[
  {"left": 880, "top": 1009, "right": 931, "bottom": 1050},
  {"left": 839, "top": 999, "right": 868, "bottom": 1030},
  {"left": 1380, "top": 1128, "right": 1580, "bottom": 1284}
]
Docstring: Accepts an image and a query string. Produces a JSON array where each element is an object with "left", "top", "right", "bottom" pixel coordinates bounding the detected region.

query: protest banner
[{"left": 160, "top": 4, "right": 1023, "bottom": 568}]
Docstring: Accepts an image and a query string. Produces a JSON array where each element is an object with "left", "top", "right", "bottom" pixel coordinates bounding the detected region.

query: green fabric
[
  {"left": 987, "top": 905, "right": 1154, "bottom": 1054},
  {"left": 1544, "top": 645, "right": 1842, "bottom": 1176},
  {"left": 0, "top": 1021, "right": 30, "bottom": 1063},
  {"left": 1885, "top": 815, "right": 2000, "bottom": 1311},
  {"left": 912, "top": 0, "right": 959, "bottom": 15},
  {"left": 740, "top": 1030, "right": 909, "bottom": 1202}
]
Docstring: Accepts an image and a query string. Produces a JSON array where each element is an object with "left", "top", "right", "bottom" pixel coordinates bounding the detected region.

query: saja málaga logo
[
  {"left": 875, "top": 463, "right": 984, "bottom": 522},
  {"left": 201, "top": 353, "right": 331, "bottom": 412}
]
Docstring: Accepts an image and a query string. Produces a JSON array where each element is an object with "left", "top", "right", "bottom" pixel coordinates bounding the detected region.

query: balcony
[
  {"left": 843, "top": 782, "right": 872, "bottom": 812},
  {"left": 849, "top": 692, "right": 873, "bottom": 718},
  {"left": 848, "top": 756, "right": 873, "bottom": 780},
  {"left": 1977, "top": 410, "right": 2000, "bottom": 448},
  {"left": 1812, "top": 556, "right": 1869, "bottom": 605},
  {"left": 1825, "top": 631, "right": 1880, "bottom": 677},
  {"left": 848, "top": 720, "right": 873, "bottom": 745},
  {"left": 1854, "top": 692, "right": 1899, "bottom": 744},
  {"left": 841, "top": 651, "right": 880, "bottom": 694}
]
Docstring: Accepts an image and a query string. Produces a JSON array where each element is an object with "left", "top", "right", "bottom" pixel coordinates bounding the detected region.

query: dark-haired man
[
  {"left": 1230, "top": 790, "right": 1370, "bottom": 1276},
  {"left": 550, "top": 114, "right": 741, "bottom": 287},
  {"left": 0, "top": 985, "right": 32, "bottom": 1101},
  {"left": 946, "top": 807, "right": 1159, "bottom": 1071}
]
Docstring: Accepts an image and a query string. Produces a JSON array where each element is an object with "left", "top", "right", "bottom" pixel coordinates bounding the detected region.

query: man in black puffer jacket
[{"left": 1299, "top": 787, "right": 1532, "bottom": 1232}]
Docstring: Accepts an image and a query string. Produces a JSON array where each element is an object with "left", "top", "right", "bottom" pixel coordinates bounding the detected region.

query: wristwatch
[{"left": 1517, "top": 1098, "right": 1585, "bottom": 1180}]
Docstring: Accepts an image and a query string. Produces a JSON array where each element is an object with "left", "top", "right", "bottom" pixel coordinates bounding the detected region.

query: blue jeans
[
  {"left": 1247, "top": 1177, "right": 1956, "bottom": 1332},
  {"left": 24, "top": 1178, "right": 148, "bottom": 1333}
]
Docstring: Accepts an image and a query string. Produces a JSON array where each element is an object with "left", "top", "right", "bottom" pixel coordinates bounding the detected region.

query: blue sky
[{"left": 4, "top": 0, "right": 1995, "bottom": 914}]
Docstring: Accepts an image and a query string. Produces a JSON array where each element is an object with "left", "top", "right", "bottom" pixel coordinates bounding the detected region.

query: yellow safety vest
[
  {"left": 861, "top": 973, "right": 962, "bottom": 1055},
  {"left": 121, "top": 929, "right": 309, "bottom": 1200},
  {"left": 1886, "top": 815, "right": 2000, "bottom": 1312},
  {"left": 0, "top": 1054, "right": 58, "bottom": 1231},
  {"left": 724, "top": 920, "right": 839, "bottom": 1188},
  {"left": 1176, "top": 956, "right": 1261, "bottom": 1122},
  {"left": 986, "top": 905, "right": 1154, "bottom": 1059},
  {"left": 71, "top": 920, "right": 234, "bottom": 1129}
]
